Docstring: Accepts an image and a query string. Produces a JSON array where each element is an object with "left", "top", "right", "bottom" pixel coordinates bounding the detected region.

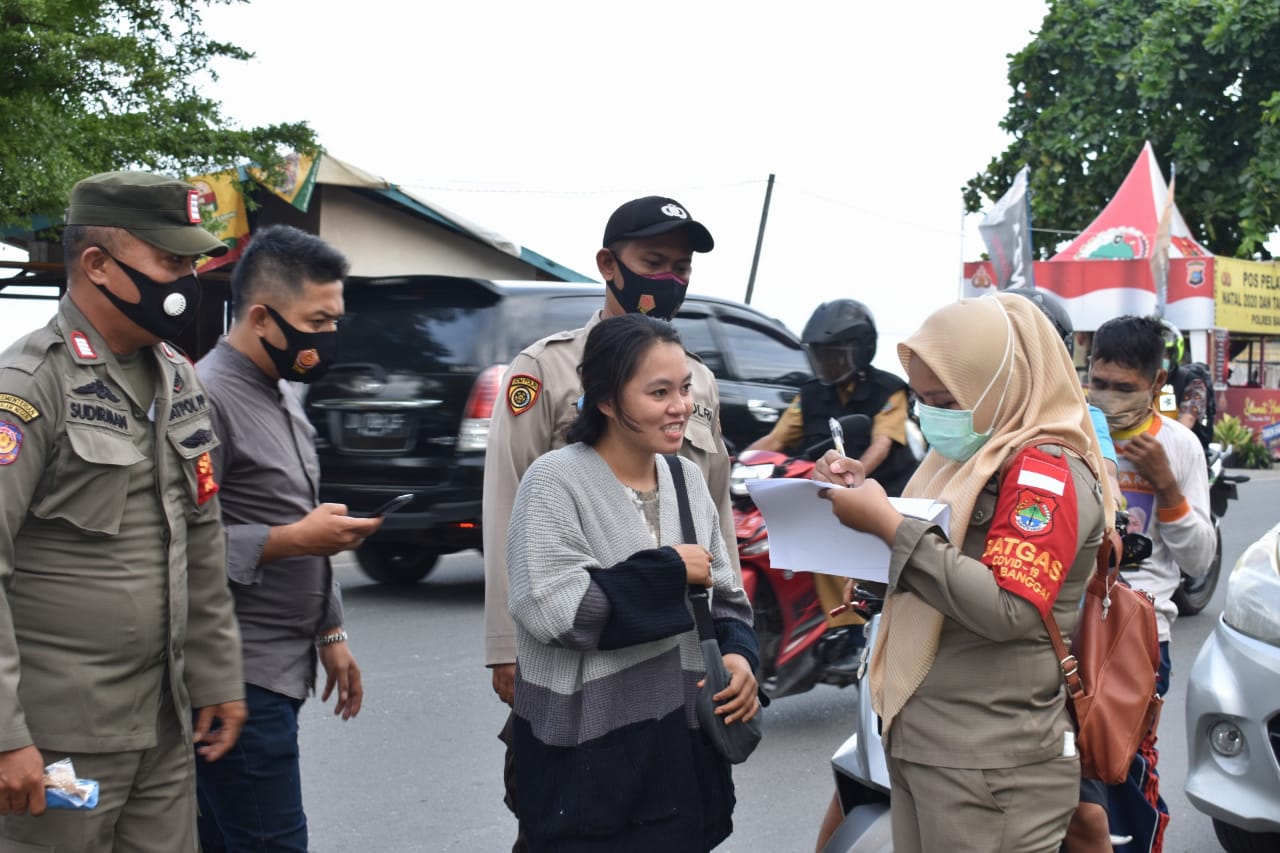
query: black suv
[{"left": 305, "top": 275, "right": 810, "bottom": 584}]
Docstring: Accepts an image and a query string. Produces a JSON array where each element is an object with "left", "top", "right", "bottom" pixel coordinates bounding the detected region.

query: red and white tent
[
  {"left": 1051, "top": 141, "right": 1210, "bottom": 262},
  {"left": 964, "top": 142, "right": 1215, "bottom": 331}
]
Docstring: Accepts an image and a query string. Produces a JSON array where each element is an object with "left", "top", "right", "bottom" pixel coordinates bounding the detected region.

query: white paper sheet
[{"left": 744, "top": 479, "right": 951, "bottom": 583}]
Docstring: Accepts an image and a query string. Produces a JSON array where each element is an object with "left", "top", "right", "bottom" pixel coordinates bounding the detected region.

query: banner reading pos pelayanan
[{"left": 1214, "top": 257, "right": 1280, "bottom": 334}]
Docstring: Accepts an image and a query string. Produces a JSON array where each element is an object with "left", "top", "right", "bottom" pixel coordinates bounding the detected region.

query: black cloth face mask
[
  {"left": 259, "top": 305, "right": 338, "bottom": 383},
  {"left": 608, "top": 254, "right": 689, "bottom": 320},
  {"left": 93, "top": 246, "right": 200, "bottom": 341}
]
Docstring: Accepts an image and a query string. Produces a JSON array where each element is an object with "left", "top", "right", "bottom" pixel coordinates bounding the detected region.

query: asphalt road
[{"left": 295, "top": 469, "right": 1280, "bottom": 853}]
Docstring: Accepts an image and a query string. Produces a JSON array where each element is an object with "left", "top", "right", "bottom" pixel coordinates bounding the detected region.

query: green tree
[
  {"left": 965, "top": 0, "right": 1280, "bottom": 259},
  {"left": 0, "top": 0, "right": 315, "bottom": 228}
]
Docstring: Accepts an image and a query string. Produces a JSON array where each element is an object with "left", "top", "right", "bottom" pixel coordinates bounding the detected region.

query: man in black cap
[
  {"left": 0, "top": 171, "right": 245, "bottom": 852},
  {"left": 482, "top": 196, "right": 741, "bottom": 850}
]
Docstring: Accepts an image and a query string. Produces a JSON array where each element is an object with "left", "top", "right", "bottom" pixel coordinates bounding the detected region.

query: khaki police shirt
[
  {"left": 0, "top": 297, "right": 243, "bottom": 754},
  {"left": 483, "top": 310, "right": 740, "bottom": 667}
]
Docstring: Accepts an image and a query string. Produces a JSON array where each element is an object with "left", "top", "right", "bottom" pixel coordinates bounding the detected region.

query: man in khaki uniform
[
  {"left": 0, "top": 172, "right": 246, "bottom": 852},
  {"left": 483, "top": 196, "right": 741, "bottom": 851}
]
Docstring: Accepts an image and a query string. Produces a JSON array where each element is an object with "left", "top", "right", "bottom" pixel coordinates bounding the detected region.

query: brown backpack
[{"left": 1044, "top": 535, "right": 1163, "bottom": 784}]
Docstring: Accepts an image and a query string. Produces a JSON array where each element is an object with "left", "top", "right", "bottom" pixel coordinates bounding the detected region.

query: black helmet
[
  {"left": 1006, "top": 286, "right": 1074, "bottom": 357},
  {"left": 801, "top": 299, "right": 877, "bottom": 385}
]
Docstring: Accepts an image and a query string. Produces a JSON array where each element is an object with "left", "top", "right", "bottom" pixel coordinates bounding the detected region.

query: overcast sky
[{"left": 1, "top": 0, "right": 1052, "bottom": 368}]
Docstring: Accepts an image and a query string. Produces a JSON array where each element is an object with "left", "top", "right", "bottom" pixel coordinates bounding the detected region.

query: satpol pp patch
[
  {"left": 0, "top": 393, "right": 40, "bottom": 423},
  {"left": 0, "top": 421, "right": 23, "bottom": 465},
  {"left": 507, "top": 374, "right": 541, "bottom": 416}
]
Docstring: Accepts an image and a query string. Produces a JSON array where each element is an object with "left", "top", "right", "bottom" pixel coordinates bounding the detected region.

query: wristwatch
[{"left": 315, "top": 629, "right": 348, "bottom": 647}]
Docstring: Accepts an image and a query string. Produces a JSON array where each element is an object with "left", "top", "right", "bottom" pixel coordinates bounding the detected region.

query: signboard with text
[{"left": 1214, "top": 257, "right": 1280, "bottom": 334}]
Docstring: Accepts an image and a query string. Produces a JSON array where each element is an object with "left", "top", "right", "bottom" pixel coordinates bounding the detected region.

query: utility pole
[{"left": 744, "top": 173, "right": 775, "bottom": 305}]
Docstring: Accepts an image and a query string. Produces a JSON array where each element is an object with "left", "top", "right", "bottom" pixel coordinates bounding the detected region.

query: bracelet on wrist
[{"left": 315, "top": 629, "right": 348, "bottom": 647}]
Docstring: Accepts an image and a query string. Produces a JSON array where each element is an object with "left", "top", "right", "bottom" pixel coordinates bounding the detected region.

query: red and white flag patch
[{"left": 1016, "top": 454, "right": 1068, "bottom": 496}]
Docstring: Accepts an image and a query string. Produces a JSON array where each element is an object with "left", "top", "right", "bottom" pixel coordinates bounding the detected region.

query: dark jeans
[{"left": 196, "top": 684, "right": 307, "bottom": 853}]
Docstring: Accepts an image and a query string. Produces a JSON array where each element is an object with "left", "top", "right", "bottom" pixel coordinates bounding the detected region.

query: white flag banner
[
  {"left": 979, "top": 165, "right": 1035, "bottom": 290},
  {"left": 1151, "top": 164, "right": 1176, "bottom": 317}
]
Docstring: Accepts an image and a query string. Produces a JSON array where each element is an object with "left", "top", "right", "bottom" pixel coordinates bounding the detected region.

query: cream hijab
[{"left": 868, "top": 293, "right": 1112, "bottom": 732}]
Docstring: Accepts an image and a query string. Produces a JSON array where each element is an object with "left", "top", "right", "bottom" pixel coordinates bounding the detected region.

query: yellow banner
[
  {"left": 1214, "top": 257, "right": 1280, "bottom": 333},
  {"left": 249, "top": 151, "right": 318, "bottom": 212},
  {"left": 188, "top": 170, "right": 249, "bottom": 270}
]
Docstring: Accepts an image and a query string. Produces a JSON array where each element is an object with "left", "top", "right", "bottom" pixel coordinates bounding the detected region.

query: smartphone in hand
[{"left": 360, "top": 493, "right": 414, "bottom": 518}]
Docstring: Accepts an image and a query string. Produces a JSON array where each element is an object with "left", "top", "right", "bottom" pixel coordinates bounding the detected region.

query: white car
[{"left": 1184, "top": 522, "right": 1280, "bottom": 853}]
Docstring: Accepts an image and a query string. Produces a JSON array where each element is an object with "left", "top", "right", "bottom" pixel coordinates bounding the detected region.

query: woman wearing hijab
[
  {"left": 814, "top": 293, "right": 1110, "bottom": 853},
  {"left": 506, "top": 313, "right": 759, "bottom": 853}
]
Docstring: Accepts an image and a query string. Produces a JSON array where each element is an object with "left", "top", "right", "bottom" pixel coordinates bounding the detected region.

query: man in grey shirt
[{"left": 195, "top": 224, "right": 382, "bottom": 852}]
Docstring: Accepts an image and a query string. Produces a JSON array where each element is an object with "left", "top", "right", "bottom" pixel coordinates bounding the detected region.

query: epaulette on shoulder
[
  {"left": 157, "top": 341, "right": 194, "bottom": 366},
  {"left": 523, "top": 327, "right": 580, "bottom": 359}
]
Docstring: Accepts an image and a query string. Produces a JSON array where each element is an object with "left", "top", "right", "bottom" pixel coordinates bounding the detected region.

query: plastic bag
[{"left": 43, "top": 758, "right": 99, "bottom": 810}]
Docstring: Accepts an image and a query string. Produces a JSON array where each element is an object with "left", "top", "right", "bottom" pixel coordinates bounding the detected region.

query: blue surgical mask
[
  {"left": 917, "top": 299, "right": 1015, "bottom": 462},
  {"left": 918, "top": 403, "right": 992, "bottom": 462}
]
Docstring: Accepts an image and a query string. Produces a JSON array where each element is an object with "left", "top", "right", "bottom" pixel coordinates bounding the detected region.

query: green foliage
[
  {"left": 0, "top": 0, "right": 317, "bottom": 228},
  {"left": 1213, "top": 413, "right": 1274, "bottom": 468},
  {"left": 1235, "top": 435, "right": 1275, "bottom": 469},
  {"left": 965, "top": 0, "right": 1280, "bottom": 259},
  {"left": 1213, "top": 413, "right": 1254, "bottom": 451}
]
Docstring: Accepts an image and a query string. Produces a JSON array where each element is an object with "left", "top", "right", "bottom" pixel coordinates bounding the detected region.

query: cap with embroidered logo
[
  {"left": 602, "top": 196, "right": 714, "bottom": 252},
  {"left": 66, "top": 171, "right": 228, "bottom": 257}
]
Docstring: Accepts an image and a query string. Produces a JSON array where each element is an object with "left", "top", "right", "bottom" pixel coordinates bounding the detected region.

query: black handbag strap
[{"left": 663, "top": 454, "right": 716, "bottom": 642}]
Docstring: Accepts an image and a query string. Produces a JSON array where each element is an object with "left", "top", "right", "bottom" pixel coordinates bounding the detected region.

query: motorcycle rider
[
  {"left": 1155, "top": 318, "right": 1215, "bottom": 449},
  {"left": 1089, "top": 315, "right": 1215, "bottom": 852},
  {"left": 746, "top": 299, "right": 917, "bottom": 636}
]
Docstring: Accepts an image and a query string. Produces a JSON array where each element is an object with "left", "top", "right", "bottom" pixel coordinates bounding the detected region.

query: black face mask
[
  {"left": 260, "top": 305, "right": 338, "bottom": 383},
  {"left": 608, "top": 254, "right": 688, "bottom": 320},
  {"left": 94, "top": 247, "right": 200, "bottom": 341}
]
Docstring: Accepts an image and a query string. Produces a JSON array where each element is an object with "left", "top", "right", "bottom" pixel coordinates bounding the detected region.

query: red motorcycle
[{"left": 732, "top": 414, "right": 874, "bottom": 699}]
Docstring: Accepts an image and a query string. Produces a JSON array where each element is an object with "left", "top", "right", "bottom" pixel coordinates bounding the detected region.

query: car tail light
[{"left": 457, "top": 365, "right": 505, "bottom": 452}]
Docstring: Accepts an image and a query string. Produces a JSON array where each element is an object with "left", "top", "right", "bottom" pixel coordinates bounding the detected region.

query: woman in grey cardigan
[{"left": 506, "top": 313, "right": 759, "bottom": 852}]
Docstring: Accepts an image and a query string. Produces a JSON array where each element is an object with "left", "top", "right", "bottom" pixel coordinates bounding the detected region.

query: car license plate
[{"left": 344, "top": 412, "right": 407, "bottom": 439}]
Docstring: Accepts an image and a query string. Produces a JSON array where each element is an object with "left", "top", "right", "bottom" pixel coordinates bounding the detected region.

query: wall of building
[{"left": 317, "top": 187, "right": 534, "bottom": 279}]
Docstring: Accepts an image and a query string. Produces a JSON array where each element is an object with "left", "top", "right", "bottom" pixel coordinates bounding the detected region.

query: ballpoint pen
[{"left": 828, "top": 417, "right": 846, "bottom": 458}]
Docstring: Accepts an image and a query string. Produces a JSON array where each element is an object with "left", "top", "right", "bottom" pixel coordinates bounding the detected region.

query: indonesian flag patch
[
  {"left": 981, "top": 446, "right": 1080, "bottom": 617},
  {"left": 195, "top": 451, "right": 219, "bottom": 505}
]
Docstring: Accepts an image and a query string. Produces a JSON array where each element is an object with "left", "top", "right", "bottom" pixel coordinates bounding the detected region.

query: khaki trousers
[
  {"left": 888, "top": 753, "right": 1080, "bottom": 853},
  {"left": 0, "top": 692, "right": 196, "bottom": 853}
]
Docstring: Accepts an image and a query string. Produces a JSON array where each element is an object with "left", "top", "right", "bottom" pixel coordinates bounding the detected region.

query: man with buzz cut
[
  {"left": 0, "top": 171, "right": 245, "bottom": 852},
  {"left": 194, "top": 224, "right": 382, "bottom": 852},
  {"left": 483, "top": 196, "right": 744, "bottom": 851}
]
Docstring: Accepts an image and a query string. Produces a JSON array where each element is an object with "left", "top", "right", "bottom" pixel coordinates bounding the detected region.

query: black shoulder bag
[{"left": 663, "top": 454, "right": 763, "bottom": 765}]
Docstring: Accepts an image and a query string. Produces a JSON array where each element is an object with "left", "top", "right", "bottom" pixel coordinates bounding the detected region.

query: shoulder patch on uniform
[
  {"left": 507, "top": 374, "right": 541, "bottom": 416},
  {"left": 1010, "top": 490, "right": 1058, "bottom": 536},
  {"left": 72, "top": 378, "right": 122, "bottom": 403},
  {"left": 70, "top": 331, "right": 97, "bottom": 360},
  {"left": 0, "top": 421, "right": 23, "bottom": 465},
  {"left": 195, "top": 451, "right": 219, "bottom": 505},
  {"left": 0, "top": 393, "right": 40, "bottom": 423},
  {"left": 1015, "top": 453, "right": 1068, "bottom": 496}
]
